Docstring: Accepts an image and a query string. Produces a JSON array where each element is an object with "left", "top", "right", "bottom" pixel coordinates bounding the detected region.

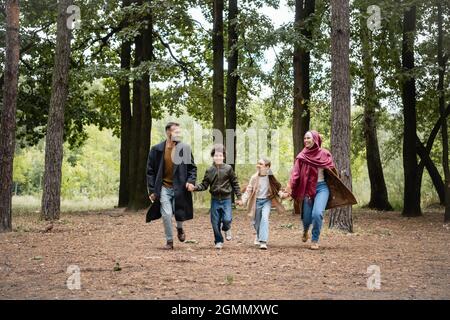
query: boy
[{"left": 187, "top": 144, "right": 242, "bottom": 249}]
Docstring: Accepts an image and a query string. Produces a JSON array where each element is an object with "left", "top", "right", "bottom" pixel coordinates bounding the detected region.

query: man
[{"left": 146, "top": 122, "right": 197, "bottom": 249}]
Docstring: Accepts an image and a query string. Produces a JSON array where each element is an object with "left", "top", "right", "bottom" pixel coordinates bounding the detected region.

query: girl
[{"left": 242, "top": 157, "right": 284, "bottom": 250}]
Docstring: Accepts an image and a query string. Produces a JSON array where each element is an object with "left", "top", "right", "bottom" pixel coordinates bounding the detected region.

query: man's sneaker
[
  {"left": 215, "top": 242, "right": 223, "bottom": 249},
  {"left": 310, "top": 242, "right": 319, "bottom": 250},
  {"left": 254, "top": 236, "right": 260, "bottom": 245},
  {"left": 302, "top": 230, "right": 309, "bottom": 242},
  {"left": 225, "top": 229, "right": 232, "bottom": 241},
  {"left": 177, "top": 228, "right": 186, "bottom": 242},
  {"left": 259, "top": 242, "right": 267, "bottom": 250},
  {"left": 164, "top": 240, "right": 174, "bottom": 250}
]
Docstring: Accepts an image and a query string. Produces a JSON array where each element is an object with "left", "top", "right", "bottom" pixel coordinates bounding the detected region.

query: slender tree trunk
[
  {"left": 118, "top": 0, "right": 132, "bottom": 208},
  {"left": 213, "top": 0, "right": 225, "bottom": 139},
  {"left": 416, "top": 137, "right": 446, "bottom": 204},
  {"left": 128, "top": 31, "right": 141, "bottom": 210},
  {"left": 0, "top": 0, "right": 20, "bottom": 232},
  {"left": 329, "top": 0, "right": 353, "bottom": 232},
  {"left": 226, "top": 0, "right": 238, "bottom": 164},
  {"left": 359, "top": 6, "right": 392, "bottom": 211},
  {"left": 401, "top": 4, "right": 421, "bottom": 217},
  {"left": 387, "top": 15, "right": 446, "bottom": 204},
  {"left": 127, "top": 0, "right": 152, "bottom": 211},
  {"left": 292, "top": 0, "right": 314, "bottom": 158},
  {"left": 226, "top": 0, "right": 238, "bottom": 205},
  {"left": 136, "top": 1, "right": 152, "bottom": 209},
  {"left": 437, "top": 2, "right": 450, "bottom": 221},
  {"left": 416, "top": 105, "right": 450, "bottom": 204},
  {"left": 41, "top": 0, "right": 73, "bottom": 221}
]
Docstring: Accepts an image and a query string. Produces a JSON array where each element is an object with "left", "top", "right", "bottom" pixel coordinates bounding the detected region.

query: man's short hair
[
  {"left": 165, "top": 122, "right": 180, "bottom": 132},
  {"left": 211, "top": 144, "right": 226, "bottom": 157}
]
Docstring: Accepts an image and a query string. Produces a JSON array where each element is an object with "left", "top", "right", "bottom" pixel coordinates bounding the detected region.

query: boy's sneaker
[
  {"left": 259, "top": 242, "right": 267, "bottom": 250},
  {"left": 225, "top": 229, "right": 232, "bottom": 241},
  {"left": 254, "top": 236, "right": 260, "bottom": 245},
  {"left": 215, "top": 242, "right": 223, "bottom": 249}
]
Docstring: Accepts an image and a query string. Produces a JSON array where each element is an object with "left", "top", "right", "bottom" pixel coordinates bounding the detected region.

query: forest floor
[{"left": 1, "top": 206, "right": 449, "bottom": 300}]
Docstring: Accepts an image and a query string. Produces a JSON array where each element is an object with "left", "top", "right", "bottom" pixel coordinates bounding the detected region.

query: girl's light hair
[{"left": 259, "top": 157, "right": 271, "bottom": 167}]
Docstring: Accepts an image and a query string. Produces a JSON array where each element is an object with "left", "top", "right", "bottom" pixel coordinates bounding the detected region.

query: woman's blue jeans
[{"left": 302, "top": 181, "right": 330, "bottom": 242}]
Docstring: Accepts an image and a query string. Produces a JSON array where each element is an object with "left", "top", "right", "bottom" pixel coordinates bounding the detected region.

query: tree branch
[
  {"left": 417, "top": 103, "right": 450, "bottom": 163},
  {"left": 90, "top": 25, "right": 123, "bottom": 58},
  {"left": 155, "top": 31, "right": 201, "bottom": 80}
]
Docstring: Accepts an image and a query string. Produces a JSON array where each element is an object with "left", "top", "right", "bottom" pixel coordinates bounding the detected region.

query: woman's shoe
[
  {"left": 215, "top": 242, "right": 223, "bottom": 249},
  {"left": 254, "top": 236, "right": 260, "bottom": 245},
  {"left": 259, "top": 242, "right": 267, "bottom": 250}
]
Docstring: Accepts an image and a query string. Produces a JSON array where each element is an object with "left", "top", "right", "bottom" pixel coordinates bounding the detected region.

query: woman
[
  {"left": 285, "top": 130, "right": 356, "bottom": 250},
  {"left": 242, "top": 157, "right": 285, "bottom": 250}
]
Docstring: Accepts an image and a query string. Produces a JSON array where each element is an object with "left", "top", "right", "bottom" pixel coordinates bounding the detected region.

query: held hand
[
  {"left": 285, "top": 185, "right": 292, "bottom": 195},
  {"left": 186, "top": 183, "right": 195, "bottom": 192},
  {"left": 149, "top": 193, "right": 156, "bottom": 202},
  {"left": 236, "top": 199, "right": 243, "bottom": 207},
  {"left": 279, "top": 190, "right": 291, "bottom": 200}
]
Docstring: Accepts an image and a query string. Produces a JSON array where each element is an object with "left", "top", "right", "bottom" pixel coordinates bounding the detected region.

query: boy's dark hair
[
  {"left": 165, "top": 122, "right": 180, "bottom": 132},
  {"left": 211, "top": 144, "right": 226, "bottom": 157}
]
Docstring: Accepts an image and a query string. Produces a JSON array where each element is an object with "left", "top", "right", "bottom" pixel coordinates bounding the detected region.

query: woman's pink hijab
[{"left": 289, "top": 130, "right": 335, "bottom": 201}]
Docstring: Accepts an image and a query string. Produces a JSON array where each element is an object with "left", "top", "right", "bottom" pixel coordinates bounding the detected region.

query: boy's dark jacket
[{"left": 195, "top": 163, "right": 242, "bottom": 200}]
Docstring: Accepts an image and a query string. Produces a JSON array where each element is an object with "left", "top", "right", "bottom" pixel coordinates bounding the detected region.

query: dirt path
[{"left": 1, "top": 207, "right": 449, "bottom": 299}]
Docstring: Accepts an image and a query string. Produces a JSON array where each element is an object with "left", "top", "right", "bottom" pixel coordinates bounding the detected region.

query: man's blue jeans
[
  {"left": 160, "top": 186, "right": 183, "bottom": 242},
  {"left": 302, "top": 181, "right": 330, "bottom": 242},
  {"left": 210, "top": 198, "right": 232, "bottom": 244},
  {"left": 254, "top": 198, "right": 272, "bottom": 243}
]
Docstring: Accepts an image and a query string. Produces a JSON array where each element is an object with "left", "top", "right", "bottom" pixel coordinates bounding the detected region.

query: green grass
[{"left": 12, "top": 195, "right": 118, "bottom": 216}]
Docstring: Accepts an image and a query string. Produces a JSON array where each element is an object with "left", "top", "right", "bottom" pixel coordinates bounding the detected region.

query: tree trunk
[
  {"left": 401, "top": 4, "right": 421, "bottom": 217},
  {"left": 213, "top": 0, "right": 225, "bottom": 139},
  {"left": 329, "top": 0, "right": 353, "bottom": 232},
  {"left": 416, "top": 104, "right": 450, "bottom": 204},
  {"left": 437, "top": 2, "right": 450, "bottom": 221},
  {"left": 118, "top": 0, "right": 132, "bottom": 208},
  {"left": 0, "top": 0, "right": 20, "bottom": 232},
  {"left": 359, "top": 6, "right": 393, "bottom": 211},
  {"left": 416, "top": 136, "right": 446, "bottom": 204},
  {"left": 127, "top": 0, "right": 152, "bottom": 211},
  {"left": 387, "top": 14, "right": 446, "bottom": 205},
  {"left": 292, "top": 0, "right": 314, "bottom": 158},
  {"left": 128, "top": 29, "right": 142, "bottom": 210},
  {"left": 41, "top": 0, "right": 73, "bottom": 221},
  {"left": 226, "top": 0, "right": 238, "bottom": 205}
]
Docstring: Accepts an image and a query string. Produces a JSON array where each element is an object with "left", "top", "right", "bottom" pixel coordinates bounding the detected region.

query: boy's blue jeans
[
  {"left": 302, "top": 181, "right": 330, "bottom": 242},
  {"left": 210, "top": 198, "right": 232, "bottom": 244}
]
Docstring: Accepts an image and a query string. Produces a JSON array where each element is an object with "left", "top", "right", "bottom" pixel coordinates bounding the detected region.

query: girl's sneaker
[
  {"left": 310, "top": 242, "right": 319, "bottom": 250},
  {"left": 254, "top": 236, "right": 260, "bottom": 245},
  {"left": 215, "top": 242, "right": 223, "bottom": 249},
  {"left": 259, "top": 242, "right": 267, "bottom": 250},
  {"left": 225, "top": 229, "right": 232, "bottom": 241}
]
